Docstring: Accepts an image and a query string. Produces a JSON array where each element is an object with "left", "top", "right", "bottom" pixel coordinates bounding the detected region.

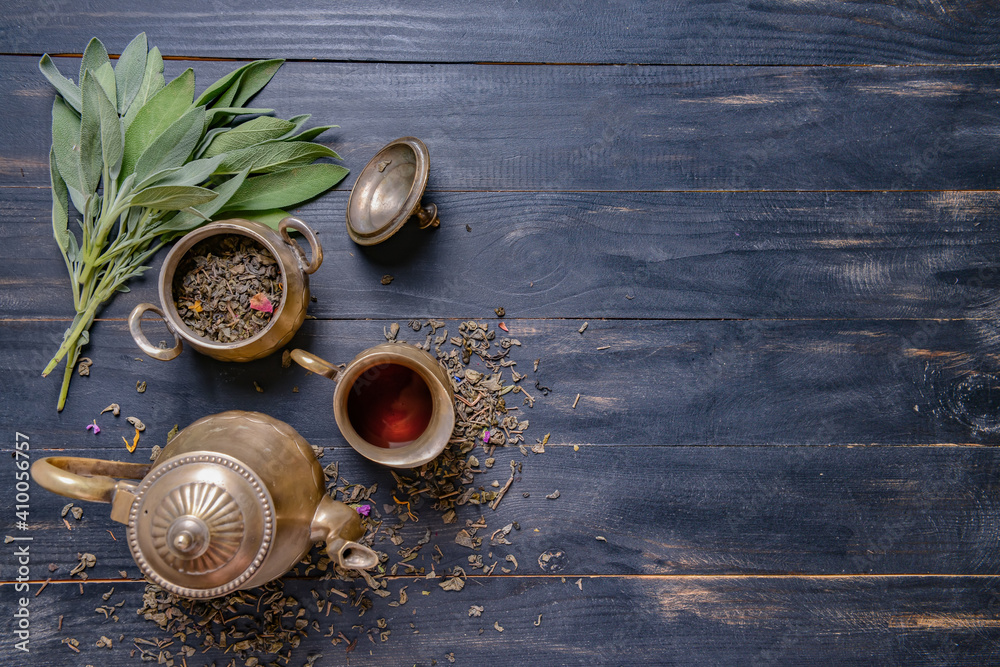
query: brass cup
[
  {"left": 291, "top": 344, "right": 456, "bottom": 468},
  {"left": 346, "top": 137, "right": 439, "bottom": 246},
  {"left": 128, "top": 217, "right": 322, "bottom": 363}
]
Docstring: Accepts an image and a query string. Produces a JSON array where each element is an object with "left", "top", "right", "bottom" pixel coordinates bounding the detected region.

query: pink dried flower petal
[
  {"left": 86, "top": 421, "right": 100, "bottom": 434},
  {"left": 249, "top": 292, "right": 273, "bottom": 313},
  {"left": 356, "top": 504, "right": 371, "bottom": 517},
  {"left": 482, "top": 429, "right": 491, "bottom": 444}
]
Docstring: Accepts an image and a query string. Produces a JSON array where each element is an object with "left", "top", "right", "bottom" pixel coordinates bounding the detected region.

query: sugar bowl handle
[
  {"left": 129, "top": 303, "right": 183, "bottom": 361},
  {"left": 280, "top": 216, "right": 323, "bottom": 275}
]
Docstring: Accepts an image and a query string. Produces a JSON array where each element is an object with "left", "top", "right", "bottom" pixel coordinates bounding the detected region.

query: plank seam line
[
  {"left": 2, "top": 53, "right": 997, "bottom": 68},
  {"left": 5, "top": 186, "right": 1000, "bottom": 195},
  {"left": 3, "top": 573, "right": 998, "bottom": 587},
  {"left": 0, "top": 316, "right": 991, "bottom": 324},
  {"left": 3, "top": 444, "right": 992, "bottom": 455}
]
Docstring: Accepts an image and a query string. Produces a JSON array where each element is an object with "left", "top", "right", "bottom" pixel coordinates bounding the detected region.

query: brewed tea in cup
[{"left": 291, "top": 344, "right": 455, "bottom": 468}]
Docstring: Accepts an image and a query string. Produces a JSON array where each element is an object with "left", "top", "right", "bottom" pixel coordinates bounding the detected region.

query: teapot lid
[{"left": 126, "top": 452, "right": 274, "bottom": 598}]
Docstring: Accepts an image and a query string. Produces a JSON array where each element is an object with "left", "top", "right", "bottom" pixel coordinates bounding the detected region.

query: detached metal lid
[
  {"left": 346, "top": 137, "right": 439, "bottom": 245},
  {"left": 126, "top": 452, "right": 274, "bottom": 599}
]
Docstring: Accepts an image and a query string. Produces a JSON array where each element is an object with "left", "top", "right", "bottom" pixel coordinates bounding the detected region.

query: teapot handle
[{"left": 31, "top": 457, "right": 150, "bottom": 504}]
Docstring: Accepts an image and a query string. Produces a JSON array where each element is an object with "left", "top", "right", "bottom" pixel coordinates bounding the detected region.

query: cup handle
[
  {"left": 290, "top": 349, "right": 342, "bottom": 381},
  {"left": 129, "top": 303, "right": 183, "bottom": 361},
  {"left": 280, "top": 216, "right": 323, "bottom": 275},
  {"left": 31, "top": 457, "right": 150, "bottom": 504}
]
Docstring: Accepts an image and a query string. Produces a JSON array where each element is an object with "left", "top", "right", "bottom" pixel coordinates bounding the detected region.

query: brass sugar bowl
[
  {"left": 128, "top": 216, "right": 323, "bottom": 362},
  {"left": 31, "top": 411, "right": 378, "bottom": 599}
]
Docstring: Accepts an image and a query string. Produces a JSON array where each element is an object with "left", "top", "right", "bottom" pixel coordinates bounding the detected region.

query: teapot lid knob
[{"left": 126, "top": 452, "right": 274, "bottom": 599}]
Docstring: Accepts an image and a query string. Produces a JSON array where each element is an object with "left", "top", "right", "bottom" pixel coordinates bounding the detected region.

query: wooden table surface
[{"left": 2, "top": 2, "right": 1000, "bottom": 665}]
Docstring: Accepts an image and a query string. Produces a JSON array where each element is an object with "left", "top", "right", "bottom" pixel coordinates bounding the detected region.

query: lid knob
[{"left": 167, "top": 516, "right": 208, "bottom": 557}]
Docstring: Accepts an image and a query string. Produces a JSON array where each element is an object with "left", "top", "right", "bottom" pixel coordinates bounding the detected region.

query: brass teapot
[{"left": 31, "top": 411, "right": 378, "bottom": 598}]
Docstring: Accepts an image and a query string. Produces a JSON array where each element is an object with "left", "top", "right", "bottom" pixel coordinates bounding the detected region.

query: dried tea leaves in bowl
[{"left": 173, "top": 235, "right": 283, "bottom": 344}]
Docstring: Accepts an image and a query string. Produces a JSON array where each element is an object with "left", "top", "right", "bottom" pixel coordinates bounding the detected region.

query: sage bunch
[{"left": 39, "top": 34, "right": 348, "bottom": 410}]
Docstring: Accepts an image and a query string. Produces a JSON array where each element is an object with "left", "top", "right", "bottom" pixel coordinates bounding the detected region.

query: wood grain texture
[
  {"left": 2, "top": 576, "right": 1000, "bottom": 665},
  {"left": 3, "top": 318, "right": 999, "bottom": 448},
  {"left": 3, "top": 57, "right": 1000, "bottom": 191},
  {"left": 6, "top": 441, "right": 1000, "bottom": 579},
  {"left": 4, "top": 188, "right": 1000, "bottom": 321},
  {"left": 1, "top": 0, "right": 998, "bottom": 65}
]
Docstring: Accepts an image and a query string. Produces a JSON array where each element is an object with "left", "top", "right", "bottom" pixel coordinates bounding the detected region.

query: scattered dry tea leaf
[
  {"left": 126, "top": 416, "right": 145, "bottom": 432},
  {"left": 100, "top": 403, "right": 120, "bottom": 416},
  {"left": 494, "top": 306, "right": 505, "bottom": 317},
  {"left": 77, "top": 357, "right": 93, "bottom": 376},
  {"left": 596, "top": 535, "right": 607, "bottom": 542},
  {"left": 468, "top": 605, "right": 483, "bottom": 617},
  {"left": 282, "top": 349, "right": 292, "bottom": 368},
  {"left": 70, "top": 506, "right": 83, "bottom": 521},
  {"left": 381, "top": 274, "right": 394, "bottom": 285},
  {"left": 60, "top": 502, "right": 73, "bottom": 518},
  {"left": 136, "top": 380, "right": 146, "bottom": 393},
  {"left": 494, "top": 621, "right": 504, "bottom": 632},
  {"left": 578, "top": 322, "right": 588, "bottom": 334},
  {"left": 545, "top": 490, "right": 560, "bottom": 500}
]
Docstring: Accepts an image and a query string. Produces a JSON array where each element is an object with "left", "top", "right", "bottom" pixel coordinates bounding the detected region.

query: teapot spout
[
  {"left": 311, "top": 495, "right": 379, "bottom": 570},
  {"left": 327, "top": 537, "right": 379, "bottom": 570}
]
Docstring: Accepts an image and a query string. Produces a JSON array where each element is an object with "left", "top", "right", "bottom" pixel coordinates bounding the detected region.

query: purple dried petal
[
  {"left": 482, "top": 429, "right": 491, "bottom": 444},
  {"left": 86, "top": 421, "right": 100, "bottom": 434},
  {"left": 356, "top": 505, "right": 371, "bottom": 516}
]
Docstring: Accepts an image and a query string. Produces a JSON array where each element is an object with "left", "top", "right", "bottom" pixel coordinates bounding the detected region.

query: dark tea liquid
[{"left": 347, "top": 363, "right": 433, "bottom": 448}]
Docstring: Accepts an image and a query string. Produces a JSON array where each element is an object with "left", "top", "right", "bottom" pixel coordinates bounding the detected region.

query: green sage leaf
[
  {"left": 78, "top": 72, "right": 104, "bottom": 194},
  {"left": 39, "top": 55, "right": 81, "bottom": 113},
  {"left": 133, "top": 106, "right": 206, "bottom": 183},
  {"left": 284, "top": 124, "right": 337, "bottom": 142},
  {"left": 49, "top": 146, "right": 72, "bottom": 260},
  {"left": 115, "top": 32, "right": 148, "bottom": 114},
  {"left": 195, "top": 59, "right": 283, "bottom": 108},
  {"left": 201, "top": 116, "right": 296, "bottom": 158},
  {"left": 221, "top": 164, "right": 349, "bottom": 211},
  {"left": 96, "top": 81, "right": 124, "bottom": 182},
  {"left": 280, "top": 114, "right": 311, "bottom": 136},
  {"left": 134, "top": 155, "right": 226, "bottom": 191},
  {"left": 79, "top": 37, "right": 109, "bottom": 81},
  {"left": 230, "top": 59, "right": 283, "bottom": 108},
  {"left": 121, "top": 68, "right": 195, "bottom": 179},
  {"left": 122, "top": 47, "right": 165, "bottom": 131},
  {"left": 215, "top": 140, "right": 341, "bottom": 175},
  {"left": 91, "top": 62, "right": 118, "bottom": 110},
  {"left": 156, "top": 168, "right": 250, "bottom": 236},
  {"left": 51, "top": 97, "right": 83, "bottom": 194},
  {"left": 204, "top": 107, "right": 274, "bottom": 124},
  {"left": 67, "top": 185, "right": 88, "bottom": 217},
  {"left": 129, "top": 185, "right": 218, "bottom": 210}
]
